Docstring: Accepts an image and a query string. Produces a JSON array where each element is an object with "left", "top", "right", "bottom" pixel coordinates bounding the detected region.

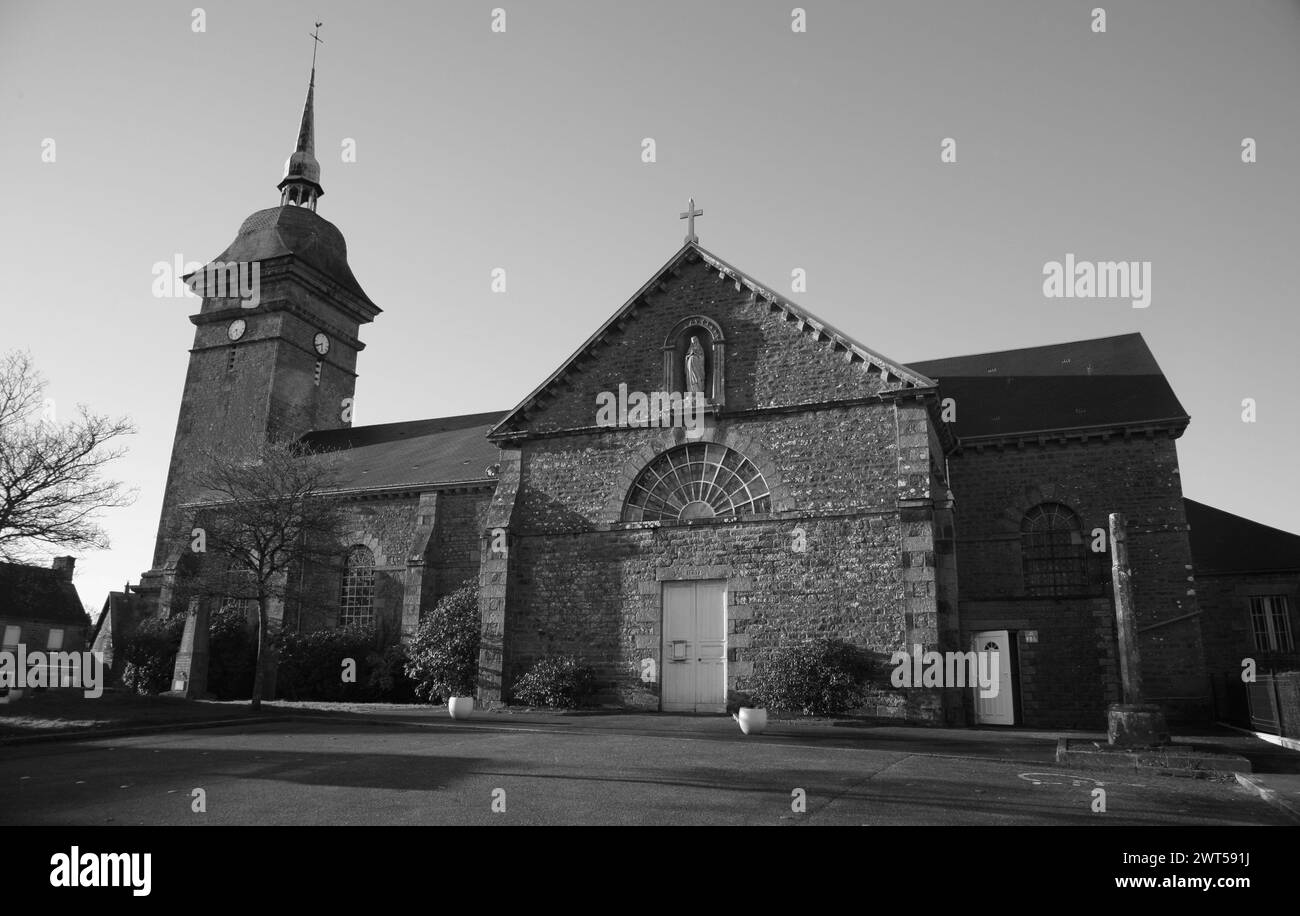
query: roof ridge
[
  {"left": 306, "top": 409, "right": 507, "bottom": 437},
  {"left": 909, "top": 332, "right": 1148, "bottom": 368}
]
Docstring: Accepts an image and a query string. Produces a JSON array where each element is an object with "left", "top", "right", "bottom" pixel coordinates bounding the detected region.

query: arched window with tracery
[
  {"left": 339, "top": 546, "right": 376, "bottom": 627},
  {"left": 218, "top": 562, "right": 255, "bottom": 619},
  {"left": 1021, "top": 503, "right": 1089, "bottom": 597},
  {"left": 622, "top": 443, "right": 770, "bottom": 523}
]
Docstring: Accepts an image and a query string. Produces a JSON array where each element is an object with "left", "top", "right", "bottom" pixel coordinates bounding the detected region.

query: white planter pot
[
  {"left": 448, "top": 696, "right": 475, "bottom": 720},
  {"left": 737, "top": 707, "right": 767, "bottom": 735}
]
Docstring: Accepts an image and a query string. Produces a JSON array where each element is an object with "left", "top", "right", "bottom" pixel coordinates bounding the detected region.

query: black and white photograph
[{"left": 1, "top": 0, "right": 1296, "bottom": 892}]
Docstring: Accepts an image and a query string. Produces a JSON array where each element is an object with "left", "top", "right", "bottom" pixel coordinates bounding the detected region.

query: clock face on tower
[
  {"left": 227, "top": 319, "right": 246, "bottom": 341},
  {"left": 313, "top": 332, "right": 330, "bottom": 356}
]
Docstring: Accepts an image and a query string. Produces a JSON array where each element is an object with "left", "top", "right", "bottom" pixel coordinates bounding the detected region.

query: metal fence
[{"left": 1246, "top": 676, "right": 1282, "bottom": 734}]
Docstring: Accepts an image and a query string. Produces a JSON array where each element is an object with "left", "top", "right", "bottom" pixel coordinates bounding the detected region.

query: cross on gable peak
[{"left": 679, "top": 197, "right": 703, "bottom": 244}]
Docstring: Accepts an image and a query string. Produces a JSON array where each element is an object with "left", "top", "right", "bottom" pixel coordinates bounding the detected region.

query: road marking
[{"left": 1018, "top": 771, "right": 1106, "bottom": 787}]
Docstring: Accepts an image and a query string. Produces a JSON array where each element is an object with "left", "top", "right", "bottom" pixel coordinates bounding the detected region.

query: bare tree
[
  {"left": 183, "top": 435, "right": 347, "bottom": 709},
  {"left": 0, "top": 350, "right": 136, "bottom": 562}
]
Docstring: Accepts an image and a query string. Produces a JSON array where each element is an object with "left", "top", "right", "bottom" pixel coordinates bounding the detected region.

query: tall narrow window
[
  {"left": 219, "top": 595, "right": 256, "bottom": 617},
  {"left": 339, "top": 546, "right": 376, "bottom": 627},
  {"left": 218, "top": 563, "right": 255, "bottom": 618},
  {"left": 1250, "top": 596, "right": 1294, "bottom": 653},
  {"left": 1021, "top": 503, "right": 1089, "bottom": 597}
]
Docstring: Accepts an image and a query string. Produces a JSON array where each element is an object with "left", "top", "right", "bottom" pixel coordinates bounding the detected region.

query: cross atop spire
[
  {"left": 278, "top": 23, "right": 325, "bottom": 211},
  {"left": 310, "top": 21, "right": 323, "bottom": 71},
  {"left": 679, "top": 197, "right": 703, "bottom": 244}
]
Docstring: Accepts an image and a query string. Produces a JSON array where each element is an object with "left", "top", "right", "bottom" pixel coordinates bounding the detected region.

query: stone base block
[{"left": 1107, "top": 703, "right": 1170, "bottom": 748}]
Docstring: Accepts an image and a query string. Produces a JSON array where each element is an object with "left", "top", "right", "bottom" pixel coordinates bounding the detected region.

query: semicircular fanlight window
[
  {"left": 622, "top": 443, "right": 771, "bottom": 523},
  {"left": 1020, "top": 502, "right": 1088, "bottom": 597}
]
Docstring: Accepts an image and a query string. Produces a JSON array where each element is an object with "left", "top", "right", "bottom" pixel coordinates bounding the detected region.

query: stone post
[
  {"left": 1106, "top": 512, "right": 1169, "bottom": 747},
  {"left": 170, "top": 597, "right": 210, "bottom": 698},
  {"left": 477, "top": 450, "right": 522, "bottom": 707}
]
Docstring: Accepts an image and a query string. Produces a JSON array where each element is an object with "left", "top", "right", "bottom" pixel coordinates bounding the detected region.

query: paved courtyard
[{"left": 1, "top": 713, "right": 1293, "bottom": 826}]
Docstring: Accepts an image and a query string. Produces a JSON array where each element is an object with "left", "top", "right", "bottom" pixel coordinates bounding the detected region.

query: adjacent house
[{"left": 0, "top": 557, "right": 89, "bottom": 697}]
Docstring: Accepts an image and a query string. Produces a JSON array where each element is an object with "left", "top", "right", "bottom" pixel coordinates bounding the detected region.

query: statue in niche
[{"left": 684, "top": 335, "right": 706, "bottom": 396}]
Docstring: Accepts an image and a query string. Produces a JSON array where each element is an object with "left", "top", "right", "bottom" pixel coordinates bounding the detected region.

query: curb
[
  {"left": 0, "top": 715, "right": 294, "bottom": 747},
  {"left": 1233, "top": 773, "right": 1300, "bottom": 823},
  {"left": 1053, "top": 737, "right": 1250, "bottom": 779},
  {"left": 1216, "top": 720, "right": 1300, "bottom": 753}
]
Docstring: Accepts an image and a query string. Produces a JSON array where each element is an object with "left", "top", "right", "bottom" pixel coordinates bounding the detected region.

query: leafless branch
[{"left": 0, "top": 350, "right": 137, "bottom": 562}]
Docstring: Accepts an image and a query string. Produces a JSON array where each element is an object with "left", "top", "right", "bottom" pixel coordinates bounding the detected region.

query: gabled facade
[{"left": 478, "top": 243, "right": 960, "bottom": 721}]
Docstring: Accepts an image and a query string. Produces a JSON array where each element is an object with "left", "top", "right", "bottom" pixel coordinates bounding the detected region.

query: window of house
[
  {"left": 339, "top": 546, "right": 376, "bottom": 627},
  {"left": 46, "top": 628, "right": 64, "bottom": 650},
  {"left": 2, "top": 625, "right": 19, "bottom": 647},
  {"left": 623, "top": 442, "right": 770, "bottom": 523},
  {"left": 1250, "top": 595, "right": 1294, "bottom": 653},
  {"left": 1021, "top": 502, "right": 1089, "bottom": 597}
]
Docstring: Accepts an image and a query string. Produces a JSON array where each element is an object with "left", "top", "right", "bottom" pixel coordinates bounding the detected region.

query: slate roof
[
  {"left": 908, "top": 333, "right": 1189, "bottom": 440},
  {"left": 0, "top": 562, "right": 86, "bottom": 626},
  {"left": 1185, "top": 499, "right": 1300, "bottom": 575},
  {"left": 299, "top": 410, "right": 506, "bottom": 493},
  {"left": 189, "top": 205, "right": 376, "bottom": 308}
]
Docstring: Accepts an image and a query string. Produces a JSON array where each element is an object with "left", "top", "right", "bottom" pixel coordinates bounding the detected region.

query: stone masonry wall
[
  {"left": 288, "top": 489, "right": 494, "bottom": 638},
  {"left": 489, "top": 249, "right": 952, "bottom": 720},
  {"left": 501, "top": 406, "right": 949, "bottom": 720},
  {"left": 1197, "top": 571, "right": 1300, "bottom": 720},
  {"left": 946, "top": 434, "right": 1208, "bottom": 724}
]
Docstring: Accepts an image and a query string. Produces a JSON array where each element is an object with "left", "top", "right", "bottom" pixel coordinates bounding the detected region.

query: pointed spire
[
  {"left": 278, "top": 23, "right": 325, "bottom": 211},
  {"left": 296, "top": 67, "right": 316, "bottom": 159}
]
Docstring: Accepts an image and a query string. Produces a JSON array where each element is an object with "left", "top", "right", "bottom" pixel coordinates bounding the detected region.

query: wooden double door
[{"left": 661, "top": 580, "right": 726, "bottom": 713}]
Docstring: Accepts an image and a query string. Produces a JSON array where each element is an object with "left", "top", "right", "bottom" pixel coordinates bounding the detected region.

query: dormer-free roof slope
[{"left": 908, "top": 333, "right": 1189, "bottom": 440}]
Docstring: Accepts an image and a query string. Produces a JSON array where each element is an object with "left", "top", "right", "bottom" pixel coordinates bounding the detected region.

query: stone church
[{"left": 114, "top": 67, "right": 1298, "bottom": 730}]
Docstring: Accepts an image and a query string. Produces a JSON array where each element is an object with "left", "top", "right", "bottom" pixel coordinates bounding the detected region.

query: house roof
[
  {"left": 89, "top": 590, "right": 130, "bottom": 646},
  {"left": 1185, "top": 499, "right": 1300, "bottom": 575},
  {"left": 299, "top": 410, "right": 505, "bottom": 493},
  {"left": 908, "top": 333, "right": 1189, "bottom": 440},
  {"left": 489, "top": 242, "right": 935, "bottom": 439},
  {"left": 0, "top": 562, "right": 86, "bottom": 627}
]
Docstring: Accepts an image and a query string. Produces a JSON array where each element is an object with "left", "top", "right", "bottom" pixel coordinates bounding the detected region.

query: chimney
[{"left": 51, "top": 556, "right": 76, "bottom": 581}]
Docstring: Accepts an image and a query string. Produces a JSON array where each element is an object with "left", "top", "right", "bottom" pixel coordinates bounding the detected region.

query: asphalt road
[{"left": 0, "top": 717, "right": 1291, "bottom": 826}]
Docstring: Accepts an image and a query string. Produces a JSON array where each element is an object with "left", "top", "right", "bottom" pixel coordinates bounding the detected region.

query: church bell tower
[{"left": 144, "top": 36, "right": 381, "bottom": 590}]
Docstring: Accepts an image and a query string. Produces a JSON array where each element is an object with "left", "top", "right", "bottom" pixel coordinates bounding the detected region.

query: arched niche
[{"left": 663, "top": 315, "right": 726, "bottom": 407}]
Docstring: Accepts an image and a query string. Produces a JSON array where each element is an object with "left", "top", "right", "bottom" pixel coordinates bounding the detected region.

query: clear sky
[{"left": 1, "top": 0, "right": 1297, "bottom": 614}]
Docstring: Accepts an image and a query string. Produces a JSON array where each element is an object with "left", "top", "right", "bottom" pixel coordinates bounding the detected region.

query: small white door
[
  {"left": 662, "top": 580, "right": 727, "bottom": 713},
  {"left": 972, "top": 630, "right": 1015, "bottom": 725}
]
